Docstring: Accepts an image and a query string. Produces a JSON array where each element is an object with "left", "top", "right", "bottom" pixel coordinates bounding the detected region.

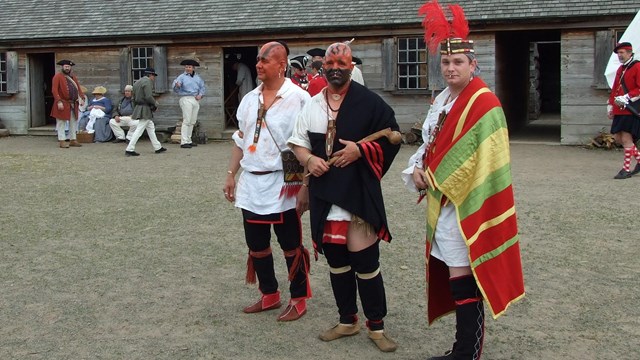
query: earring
[{"left": 279, "top": 70, "right": 282, "bottom": 79}]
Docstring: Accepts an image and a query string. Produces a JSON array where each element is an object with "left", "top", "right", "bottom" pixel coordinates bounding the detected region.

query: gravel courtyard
[{"left": 1, "top": 136, "right": 638, "bottom": 360}]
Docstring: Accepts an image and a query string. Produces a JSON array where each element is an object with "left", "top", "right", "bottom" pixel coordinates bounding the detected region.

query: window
[
  {"left": 131, "top": 47, "right": 154, "bottom": 82},
  {"left": 397, "top": 37, "right": 428, "bottom": 90},
  {"left": 119, "top": 46, "right": 167, "bottom": 93},
  {"left": 0, "top": 53, "right": 7, "bottom": 93}
]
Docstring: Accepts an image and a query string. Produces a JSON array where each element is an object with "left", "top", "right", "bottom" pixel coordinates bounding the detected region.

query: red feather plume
[
  {"left": 448, "top": 4, "right": 469, "bottom": 39},
  {"left": 418, "top": 0, "right": 450, "bottom": 54}
]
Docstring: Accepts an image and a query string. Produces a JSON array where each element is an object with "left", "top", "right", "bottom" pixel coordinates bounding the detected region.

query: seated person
[
  {"left": 83, "top": 86, "right": 114, "bottom": 142},
  {"left": 109, "top": 85, "right": 139, "bottom": 143}
]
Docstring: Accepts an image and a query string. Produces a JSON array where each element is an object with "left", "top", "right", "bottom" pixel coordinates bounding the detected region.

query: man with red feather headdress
[{"left": 401, "top": 1, "right": 525, "bottom": 359}]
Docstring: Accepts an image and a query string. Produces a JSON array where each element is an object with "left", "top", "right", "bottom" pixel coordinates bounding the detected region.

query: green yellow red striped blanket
[{"left": 424, "top": 77, "right": 524, "bottom": 323}]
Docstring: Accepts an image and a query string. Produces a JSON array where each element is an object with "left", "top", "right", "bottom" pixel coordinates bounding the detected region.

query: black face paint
[{"left": 325, "top": 68, "right": 351, "bottom": 87}]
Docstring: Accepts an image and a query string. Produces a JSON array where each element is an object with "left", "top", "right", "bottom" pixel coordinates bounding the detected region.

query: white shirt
[
  {"left": 235, "top": 63, "right": 254, "bottom": 101},
  {"left": 288, "top": 91, "right": 352, "bottom": 221},
  {"left": 401, "top": 87, "right": 466, "bottom": 264},
  {"left": 232, "top": 78, "right": 311, "bottom": 215},
  {"left": 351, "top": 66, "right": 365, "bottom": 86}
]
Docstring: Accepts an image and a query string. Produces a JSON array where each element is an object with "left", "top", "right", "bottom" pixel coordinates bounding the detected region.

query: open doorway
[
  {"left": 223, "top": 47, "right": 258, "bottom": 129},
  {"left": 28, "top": 53, "right": 56, "bottom": 128},
  {"left": 496, "top": 31, "right": 561, "bottom": 142}
]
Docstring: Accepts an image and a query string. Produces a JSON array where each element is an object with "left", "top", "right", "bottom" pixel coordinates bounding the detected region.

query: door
[
  {"left": 223, "top": 47, "right": 258, "bottom": 129},
  {"left": 28, "top": 53, "right": 55, "bottom": 127}
]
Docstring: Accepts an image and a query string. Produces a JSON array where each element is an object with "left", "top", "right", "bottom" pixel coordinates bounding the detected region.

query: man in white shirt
[{"left": 223, "top": 41, "right": 312, "bottom": 322}]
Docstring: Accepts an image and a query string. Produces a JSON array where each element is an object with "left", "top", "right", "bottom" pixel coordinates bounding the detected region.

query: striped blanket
[{"left": 424, "top": 77, "right": 525, "bottom": 323}]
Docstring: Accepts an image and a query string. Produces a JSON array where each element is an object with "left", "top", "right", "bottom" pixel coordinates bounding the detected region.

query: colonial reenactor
[
  {"left": 289, "top": 55, "right": 312, "bottom": 90},
  {"left": 51, "top": 59, "right": 85, "bottom": 148},
  {"left": 172, "top": 59, "right": 206, "bottom": 148},
  {"left": 403, "top": 1, "right": 525, "bottom": 359},
  {"left": 109, "top": 84, "right": 139, "bottom": 143},
  {"left": 126, "top": 67, "right": 167, "bottom": 156},
  {"left": 607, "top": 41, "right": 640, "bottom": 179}
]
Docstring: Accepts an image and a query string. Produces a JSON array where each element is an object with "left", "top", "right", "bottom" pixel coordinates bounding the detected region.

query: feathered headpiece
[{"left": 418, "top": 0, "right": 473, "bottom": 55}]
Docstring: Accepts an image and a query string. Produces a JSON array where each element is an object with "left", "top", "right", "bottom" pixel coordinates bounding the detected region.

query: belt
[{"left": 250, "top": 171, "right": 277, "bottom": 175}]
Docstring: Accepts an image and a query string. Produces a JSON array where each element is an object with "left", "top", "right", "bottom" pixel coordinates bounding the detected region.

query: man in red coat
[
  {"left": 607, "top": 42, "right": 640, "bottom": 179},
  {"left": 51, "top": 60, "right": 85, "bottom": 148}
]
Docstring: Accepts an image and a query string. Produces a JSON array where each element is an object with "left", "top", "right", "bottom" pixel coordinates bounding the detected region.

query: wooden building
[{"left": 0, "top": 0, "right": 636, "bottom": 144}]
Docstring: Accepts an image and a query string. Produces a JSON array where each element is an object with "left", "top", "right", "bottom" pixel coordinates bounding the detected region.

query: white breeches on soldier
[
  {"left": 56, "top": 111, "right": 77, "bottom": 141},
  {"left": 126, "top": 119, "right": 162, "bottom": 152},
  {"left": 109, "top": 116, "right": 139, "bottom": 140},
  {"left": 179, "top": 96, "right": 199, "bottom": 145}
]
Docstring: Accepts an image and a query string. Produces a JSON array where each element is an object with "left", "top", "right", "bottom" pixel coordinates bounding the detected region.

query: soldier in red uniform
[{"left": 607, "top": 42, "right": 640, "bottom": 179}]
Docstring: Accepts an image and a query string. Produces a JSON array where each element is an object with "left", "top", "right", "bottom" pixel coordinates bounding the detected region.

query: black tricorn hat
[
  {"left": 290, "top": 55, "right": 308, "bottom": 70},
  {"left": 614, "top": 42, "right": 633, "bottom": 53},
  {"left": 180, "top": 59, "right": 200, "bottom": 66},
  {"left": 352, "top": 56, "right": 363, "bottom": 65},
  {"left": 143, "top": 67, "right": 158, "bottom": 76},
  {"left": 306, "top": 48, "right": 325, "bottom": 58},
  {"left": 56, "top": 59, "right": 75, "bottom": 66}
]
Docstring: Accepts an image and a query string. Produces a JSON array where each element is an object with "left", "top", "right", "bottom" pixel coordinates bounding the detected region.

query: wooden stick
[{"left": 327, "top": 127, "right": 402, "bottom": 165}]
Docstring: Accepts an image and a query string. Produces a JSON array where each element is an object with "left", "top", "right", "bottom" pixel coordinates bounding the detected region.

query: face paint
[
  {"left": 256, "top": 42, "right": 286, "bottom": 82},
  {"left": 323, "top": 42, "right": 354, "bottom": 88},
  {"left": 325, "top": 68, "right": 351, "bottom": 87}
]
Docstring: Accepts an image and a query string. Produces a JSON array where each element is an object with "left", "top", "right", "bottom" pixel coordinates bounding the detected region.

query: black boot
[{"left": 429, "top": 275, "right": 484, "bottom": 360}]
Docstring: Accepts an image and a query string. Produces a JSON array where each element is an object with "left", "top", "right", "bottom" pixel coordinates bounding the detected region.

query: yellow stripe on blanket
[{"left": 440, "top": 128, "right": 511, "bottom": 205}]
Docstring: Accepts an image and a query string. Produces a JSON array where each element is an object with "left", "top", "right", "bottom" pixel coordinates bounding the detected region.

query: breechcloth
[
  {"left": 322, "top": 241, "right": 387, "bottom": 330},
  {"left": 242, "top": 208, "right": 310, "bottom": 299}
]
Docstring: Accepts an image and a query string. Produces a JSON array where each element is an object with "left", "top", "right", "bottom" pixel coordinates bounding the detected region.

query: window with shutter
[
  {"left": 119, "top": 46, "right": 167, "bottom": 93},
  {"left": 383, "top": 37, "right": 435, "bottom": 93},
  {"left": 593, "top": 30, "right": 615, "bottom": 89}
]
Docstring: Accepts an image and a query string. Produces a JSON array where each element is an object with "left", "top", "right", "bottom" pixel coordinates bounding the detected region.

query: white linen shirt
[
  {"left": 401, "top": 87, "right": 468, "bottom": 266},
  {"left": 233, "top": 78, "right": 310, "bottom": 215},
  {"left": 288, "top": 92, "right": 352, "bottom": 221}
]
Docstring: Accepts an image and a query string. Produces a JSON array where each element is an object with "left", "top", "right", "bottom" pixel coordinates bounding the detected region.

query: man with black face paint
[{"left": 288, "top": 42, "right": 401, "bottom": 352}]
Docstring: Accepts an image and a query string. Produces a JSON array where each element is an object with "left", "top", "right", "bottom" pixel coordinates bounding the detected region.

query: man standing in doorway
[
  {"left": 51, "top": 59, "right": 85, "bottom": 148},
  {"left": 608, "top": 42, "right": 640, "bottom": 179},
  {"left": 233, "top": 61, "right": 254, "bottom": 102},
  {"left": 172, "top": 59, "right": 206, "bottom": 148}
]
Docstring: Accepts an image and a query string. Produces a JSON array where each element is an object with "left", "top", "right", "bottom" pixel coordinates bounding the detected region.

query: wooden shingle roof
[{"left": 1, "top": 0, "right": 637, "bottom": 42}]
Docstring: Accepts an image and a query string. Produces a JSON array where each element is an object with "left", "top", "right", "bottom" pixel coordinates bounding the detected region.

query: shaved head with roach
[{"left": 256, "top": 41, "right": 288, "bottom": 85}]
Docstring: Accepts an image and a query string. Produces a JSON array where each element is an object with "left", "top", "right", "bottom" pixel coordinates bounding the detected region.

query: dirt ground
[{"left": 1, "top": 136, "right": 638, "bottom": 360}]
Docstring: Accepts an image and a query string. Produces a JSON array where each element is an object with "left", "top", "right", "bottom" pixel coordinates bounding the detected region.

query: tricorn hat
[
  {"left": 614, "top": 42, "right": 633, "bottom": 53},
  {"left": 180, "top": 59, "right": 200, "bottom": 66},
  {"left": 56, "top": 59, "right": 75, "bottom": 66},
  {"left": 290, "top": 55, "right": 308, "bottom": 70},
  {"left": 91, "top": 86, "right": 107, "bottom": 95},
  {"left": 306, "top": 48, "right": 325, "bottom": 58},
  {"left": 143, "top": 67, "right": 158, "bottom": 76}
]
